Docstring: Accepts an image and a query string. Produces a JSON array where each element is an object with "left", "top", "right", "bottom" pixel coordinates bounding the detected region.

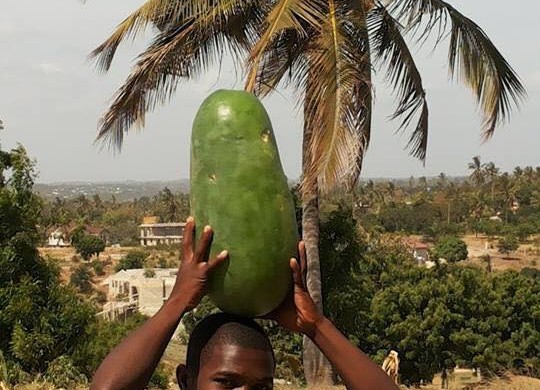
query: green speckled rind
[{"left": 190, "top": 90, "right": 298, "bottom": 317}]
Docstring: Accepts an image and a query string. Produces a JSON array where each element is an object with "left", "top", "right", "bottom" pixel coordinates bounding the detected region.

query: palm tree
[
  {"left": 157, "top": 187, "right": 181, "bottom": 222},
  {"left": 437, "top": 172, "right": 447, "bottom": 189},
  {"left": 90, "top": 0, "right": 525, "bottom": 384},
  {"left": 468, "top": 156, "right": 484, "bottom": 186},
  {"left": 483, "top": 161, "right": 500, "bottom": 203}
]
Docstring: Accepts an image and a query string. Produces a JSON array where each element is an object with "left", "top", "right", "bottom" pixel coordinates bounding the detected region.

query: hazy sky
[{"left": 0, "top": 0, "right": 538, "bottom": 183}]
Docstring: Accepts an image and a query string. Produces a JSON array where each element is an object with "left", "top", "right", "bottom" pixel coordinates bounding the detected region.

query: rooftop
[{"left": 101, "top": 268, "right": 178, "bottom": 285}]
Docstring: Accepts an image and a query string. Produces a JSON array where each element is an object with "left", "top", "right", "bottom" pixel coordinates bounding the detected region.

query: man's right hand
[{"left": 169, "top": 217, "right": 229, "bottom": 311}]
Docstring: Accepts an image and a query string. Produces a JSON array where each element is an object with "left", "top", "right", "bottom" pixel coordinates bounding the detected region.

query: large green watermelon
[{"left": 190, "top": 90, "right": 298, "bottom": 317}]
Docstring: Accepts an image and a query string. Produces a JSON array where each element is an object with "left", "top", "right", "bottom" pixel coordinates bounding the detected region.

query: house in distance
[
  {"left": 46, "top": 224, "right": 111, "bottom": 247},
  {"left": 98, "top": 268, "right": 178, "bottom": 320},
  {"left": 139, "top": 216, "right": 186, "bottom": 246}
]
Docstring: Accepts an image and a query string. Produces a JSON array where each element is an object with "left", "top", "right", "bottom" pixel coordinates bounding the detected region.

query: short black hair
[{"left": 186, "top": 313, "right": 274, "bottom": 376}]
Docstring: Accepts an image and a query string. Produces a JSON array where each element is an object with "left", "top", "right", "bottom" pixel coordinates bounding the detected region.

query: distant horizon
[
  {"left": 35, "top": 173, "right": 473, "bottom": 185},
  {"left": 36, "top": 164, "right": 540, "bottom": 185}
]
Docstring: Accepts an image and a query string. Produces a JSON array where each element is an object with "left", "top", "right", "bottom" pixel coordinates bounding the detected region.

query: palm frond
[
  {"left": 90, "top": 0, "right": 188, "bottom": 72},
  {"left": 250, "top": 29, "right": 312, "bottom": 97},
  {"left": 96, "top": 0, "right": 262, "bottom": 149},
  {"left": 303, "top": 0, "right": 372, "bottom": 193},
  {"left": 348, "top": 0, "right": 373, "bottom": 189},
  {"left": 390, "top": 0, "right": 525, "bottom": 139},
  {"left": 245, "top": 0, "right": 325, "bottom": 92},
  {"left": 368, "top": 5, "right": 428, "bottom": 161}
]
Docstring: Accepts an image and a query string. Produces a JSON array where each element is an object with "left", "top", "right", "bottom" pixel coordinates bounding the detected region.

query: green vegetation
[
  {"left": 498, "top": 235, "right": 519, "bottom": 258},
  {"left": 91, "top": 260, "right": 105, "bottom": 276},
  {"left": 351, "top": 160, "right": 540, "bottom": 243},
  {"left": 144, "top": 268, "right": 156, "bottom": 278},
  {"left": 320, "top": 204, "right": 539, "bottom": 386},
  {"left": 2, "top": 135, "right": 539, "bottom": 388},
  {"left": 70, "top": 265, "right": 93, "bottom": 294},
  {"left": 37, "top": 160, "right": 540, "bottom": 254},
  {"left": 0, "top": 142, "right": 94, "bottom": 377},
  {"left": 73, "top": 234, "right": 106, "bottom": 261},
  {"left": 114, "top": 250, "right": 149, "bottom": 272},
  {"left": 182, "top": 203, "right": 540, "bottom": 386},
  {"left": 39, "top": 188, "right": 190, "bottom": 246},
  {"left": 431, "top": 236, "right": 469, "bottom": 263}
]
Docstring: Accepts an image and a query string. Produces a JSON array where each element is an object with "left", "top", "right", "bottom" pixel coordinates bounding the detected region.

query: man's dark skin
[
  {"left": 178, "top": 339, "right": 275, "bottom": 390},
  {"left": 91, "top": 217, "right": 398, "bottom": 390}
]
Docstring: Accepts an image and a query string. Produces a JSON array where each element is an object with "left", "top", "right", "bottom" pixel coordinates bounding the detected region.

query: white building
[
  {"left": 402, "top": 238, "right": 430, "bottom": 265},
  {"left": 99, "top": 268, "right": 178, "bottom": 320},
  {"left": 139, "top": 221, "right": 186, "bottom": 246},
  {"left": 47, "top": 227, "right": 70, "bottom": 247}
]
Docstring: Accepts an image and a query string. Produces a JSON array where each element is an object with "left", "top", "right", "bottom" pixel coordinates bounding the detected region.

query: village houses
[
  {"left": 46, "top": 224, "right": 110, "bottom": 247},
  {"left": 139, "top": 216, "right": 186, "bottom": 246},
  {"left": 98, "top": 268, "right": 178, "bottom": 321}
]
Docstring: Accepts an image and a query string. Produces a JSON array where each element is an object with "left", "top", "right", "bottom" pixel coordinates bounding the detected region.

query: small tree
[
  {"left": 431, "top": 236, "right": 468, "bottom": 263},
  {"left": 115, "top": 250, "right": 148, "bottom": 272},
  {"left": 143, "top": 268, "right": 156, "bottom": 278},
  {"left": 498, "top": 235, "right": 519, "bottom": 258},
  {"left": 74, "top": 235, "right": 106, "bottom": 261},
  {"left": 91, "top": 260, "right": 105, "bottom": 276},
  {"left": 514, "top": 223, "right": 534, "bottom": 243},
  {"left": 70, "top": 265, "right": 93, "bottom": 294},
  {"left": 69, "top": 225, "right": 86, "bottom": 247},
  {"left": 45, "top": 355, "right": 87, "bottom": 388}
]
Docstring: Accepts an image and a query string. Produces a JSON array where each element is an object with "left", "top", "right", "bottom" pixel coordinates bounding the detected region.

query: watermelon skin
[{"left": 190, "top": 90, "right": 298, "bottom": 317}]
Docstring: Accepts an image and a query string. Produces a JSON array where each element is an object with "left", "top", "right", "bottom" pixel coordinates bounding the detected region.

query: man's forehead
[{"left": 200, "top": 343, "right": 274, "bottom": 376}]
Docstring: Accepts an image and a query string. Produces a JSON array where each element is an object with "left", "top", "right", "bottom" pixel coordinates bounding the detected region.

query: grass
[{"left": 417, "top": 372, "right": 540, "bottom": 390}]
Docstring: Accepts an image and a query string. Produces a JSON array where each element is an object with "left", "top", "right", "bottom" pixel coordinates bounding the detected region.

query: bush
[
  {"left": 144, "top": 268, "right": 156, "bottom": 278},
  {"left": 73, "top": 314, "right": 148, "bottom": 376},
  {"left": 115, "top": 250, "right": 148, "bottom": 272},
  {"left": 91, "top": 260, "right": 105, "bottom": 276},
  {"left": 148, "top": 364, "right": 169, "bottom": 389},
  {"left": 44, "top": 355, "right": 87, "bottom": 388},
  {"left": 4, "top": 360, "right": 31, "bottom": 386},
  {"left": 514, "top": 223, "right": 535, "bottom": 242},
  {"left": 92, "top": 290, "right": 108, "bottom": 306},
  {"left": 70, "top": 265, "right": 93, "bottom": 293},
  {"left": 0, "top": 350, "right": 8, "bottom": 383},
  {"left": 431, "top": 235, "right": 469, "bottom": 262},
  {"left": 498, "top": 235, "right": 519, "bottom": 257}
]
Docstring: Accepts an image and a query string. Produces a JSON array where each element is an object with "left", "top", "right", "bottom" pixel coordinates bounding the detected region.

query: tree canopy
[
  {"left": 431, "top": 235, "right": 469, "bottom": 263},
  {"left": 0, "top": 142, "right": 95, "bottom": 374}
]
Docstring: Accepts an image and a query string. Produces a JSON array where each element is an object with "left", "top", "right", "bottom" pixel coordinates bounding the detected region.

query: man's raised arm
[
  {"left": 90, "top": 218, "right": 228, "bottom": 390},
  {"left": 268, "top": 242, "right": 399, "bottom": 390}
]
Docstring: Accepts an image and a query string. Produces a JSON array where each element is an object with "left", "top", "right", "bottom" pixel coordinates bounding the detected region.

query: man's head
[{"left": 177, "top": 313, "right": 275, "bottom": 390}]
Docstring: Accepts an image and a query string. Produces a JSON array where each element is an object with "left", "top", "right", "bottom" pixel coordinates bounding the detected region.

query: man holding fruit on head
[{"left": 90, "top": 217, "right": 398, "bottom": 390}]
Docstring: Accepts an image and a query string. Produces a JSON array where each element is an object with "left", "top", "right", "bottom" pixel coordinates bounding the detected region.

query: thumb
[{"left": 208, "top": 250, "right": 229, "bottom": 271}]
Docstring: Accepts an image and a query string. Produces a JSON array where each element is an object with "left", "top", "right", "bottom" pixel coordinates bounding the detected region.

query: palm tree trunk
[
  {"left": 302, "top": 186, "right": 332, "bottom": 385},
  {"left": 301, "top": 100, "right": 333, "bottom": 386}
]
